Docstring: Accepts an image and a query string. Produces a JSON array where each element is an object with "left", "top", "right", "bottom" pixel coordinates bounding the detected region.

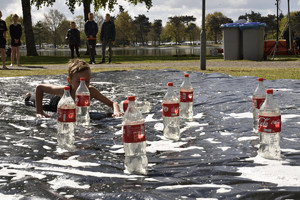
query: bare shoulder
[
  {"left": 37, "top": 84, "right": 65, "bottom": 96},
  {"left": 88, "top": 85, "right": 101, "bottom": 97}
]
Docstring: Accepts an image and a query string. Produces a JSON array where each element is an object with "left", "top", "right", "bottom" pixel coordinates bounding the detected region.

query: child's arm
[
  {"left": 89, "top": 86, "right": 123, "bottom": 117},
  {"left": 35, "top": 84, "right": 64, "bottom": 118}
]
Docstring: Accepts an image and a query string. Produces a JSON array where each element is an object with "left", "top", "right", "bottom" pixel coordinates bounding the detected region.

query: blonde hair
[{"left": 68, "top": 59, "right": 91, "bottom": 79}]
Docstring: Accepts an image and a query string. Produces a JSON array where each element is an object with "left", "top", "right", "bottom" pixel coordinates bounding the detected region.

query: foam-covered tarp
[{"left": 0, "top": 69, "right": 299, "bottom": 199}]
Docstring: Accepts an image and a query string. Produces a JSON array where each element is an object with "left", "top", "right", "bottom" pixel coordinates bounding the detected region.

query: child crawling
[{"left": 25, "top": 59, "right": 122, "bottom": 118}]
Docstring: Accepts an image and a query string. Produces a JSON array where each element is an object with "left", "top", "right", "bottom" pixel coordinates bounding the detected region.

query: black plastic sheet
[{"left": 0, "top": 69, "right": 299, "bottom": 199}]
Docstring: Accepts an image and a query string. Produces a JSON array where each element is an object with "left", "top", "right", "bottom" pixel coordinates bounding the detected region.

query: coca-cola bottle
[
  {"left": 122, "top": 96, "right": 148, "bottom": 175},
  {"left": 258, "top": 89, "right": 281, "bottom": 160},
  {"left": 163, "top": 82, "right": 180, "bottom": 140},
  {"left": 57, "top": 86, "right": 76, "bottom": 149},
  {"left": 252, "top": 78, "right": 266, "bottom": 132},
  {"left": 180, "top": 74, "right": 193, "bottom": 121},
  {"left": 75, "top": 77, "right": 90, "bottom": 126},
  {"left": 120, "top": 100, "right": 129, "bottom": 113}
]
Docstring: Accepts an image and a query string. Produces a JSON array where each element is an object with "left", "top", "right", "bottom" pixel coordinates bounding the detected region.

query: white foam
[
  {"left": 0, "top": 165, "right": 46, "bottom": 181},
  {"left": 217, "top": 147, "right": 231, "bottom": 151},
  {"left": 281, "top": 148, "right": 300, "bottom": 153},
  {"left": 224, "top": 112, "right": 252, "bottom": 119},
  {"left": 191, "top": 154, "right": 201, "bottom": 157},
  {"left": 43, "top": 145, "right": 52, "bottom": 150},
  {"left": 91, "top": 82, "right": 113, "bottom": 85},
  {"left": 275, "top": 88, "right": 293, "bottom": 91},
  {"left": 205, "top": 138, "right": 221, "bottom": 144},
  {"left": 8, "top": 123, "right": 31, "bottom": 131},
  {"left": 219, "top": 131, "right": 233, "bottom": 136},
  {"left": 13, "top": 143, "right": 30, "bottom": 148},
  {"left": 216, "top": 187, "right": 232, "bottom": 193},
  {"left": 114, "top": 129, "right": 123, "bottom": 136},
  {"left": 0, "top": 194, "right": 24, "bottom": 200},
  {"left": 237, "top": 155, "right": 300, "bottom": 187},
  {"left": 283, "top": 137, "right": 298, "bottom": 142},
  {"left": 145, "top": 114, "right": 160, "bottom": 122},
  {"left": 36, "top": 156, "right": 100, "bottom": 168},
  {"left": 49, "top": 177, "right": 90, "bottom": 190},
  {"left": 282, "top": 114, "right": 300, "bottom": 123},
  {"left": 237, "top": 136, "right": 258, "bottom": 142},
  {"left": 156, "top": 184, "right": 232, "bottom": 190},
  {"left": 154, "top": 123, "right": 164, "bottom": 131},
  {"left": 193, "top": 113, "right": 204, "bottom": 119}
]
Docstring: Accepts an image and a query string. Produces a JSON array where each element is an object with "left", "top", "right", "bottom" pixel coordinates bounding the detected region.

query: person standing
[
  {"left": 100, "top": 13, "right": 115, "bottom": 64},
  {"left": 66, "top": 21, "right": 80, "bottom": 59},
  {"left": 84, "top": 13, "right": 98, "bottom": 64},
  {"left": 0, "top": 11, "right": 7, "bottom": 69},
  {"left": 10, "top": 14, "right": 22, "bottom": 67}
]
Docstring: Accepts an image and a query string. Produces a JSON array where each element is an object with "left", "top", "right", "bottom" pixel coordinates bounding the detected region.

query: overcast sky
[{"left": 1, "top": 0, "right": 300, "bottom": 26}]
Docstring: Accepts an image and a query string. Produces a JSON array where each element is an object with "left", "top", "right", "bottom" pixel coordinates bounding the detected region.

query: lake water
[{"left": 19, "top": 46, "right": 218, "bottom": 57}]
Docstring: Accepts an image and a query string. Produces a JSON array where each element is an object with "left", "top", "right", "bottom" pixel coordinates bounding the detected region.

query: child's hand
[
  {"left": 36, "top": 112, "right": 50, "bottom": 118},
  {"left": 112, "top": 112, "right": 123, "bottom": 118}
]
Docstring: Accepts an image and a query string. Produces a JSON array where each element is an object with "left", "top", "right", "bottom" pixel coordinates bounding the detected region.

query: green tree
[
  {"left": 149, "top": 19, "right": 162, "bottom": 45},
  {"left": 206, "top": 12, "right": 233, "bottom": 43},
  {"left": 134, "top": 14, "right": 151, "bottom": 46},
  {"left": 57, "top": 20, "right": 71, "bottom": 46},
  {"left": 33, "top": 21, "right": 52, "bottom": 48},
  {"left": 44, "top": 9, "right": 67, "bottom": 48},
  {"left": 279, "top": 11, "right": 300, "bottom": 38},
  {"left": 167, "top": 16, "right": 186, "bottom": 44},
  {"left": 186, "top": 23, "right": 200, "bottom": 44},
  {"left": 114, "top": 11, "right": 135, "bottom": 46}
]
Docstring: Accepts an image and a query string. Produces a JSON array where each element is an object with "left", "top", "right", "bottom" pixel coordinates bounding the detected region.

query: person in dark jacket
[
  {"left": 10, "top": 14, "right": 22, "bottom": 67},
  {"left": 66, "top": 22, "right": 81, "bottom": 59},
  {"left": 99, "top": 13, "right": 115, "bottom": 64},
  {"left": 0, "top": 11, "right": 8, "bottom": 69},
  {"left": 84, "top": 13, "right": 98, "bottom": 64}
]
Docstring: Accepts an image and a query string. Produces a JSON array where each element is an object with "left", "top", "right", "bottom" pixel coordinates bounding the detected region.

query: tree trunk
[
  {"left": 83, "top": 0, "right": 91, "bottom": 55},
  {"left": 21, "top": 0, "right": 38, "bottom": 56}
]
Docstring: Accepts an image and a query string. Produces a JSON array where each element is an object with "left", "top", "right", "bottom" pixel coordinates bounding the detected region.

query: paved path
[{"left": 8, "top": 60, "right": 300, "bottom": 70}]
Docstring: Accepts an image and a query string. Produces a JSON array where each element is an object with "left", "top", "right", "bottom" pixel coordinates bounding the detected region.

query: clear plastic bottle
[
  {"left": 120, "top": 98, "right": 151, "bottom": 113},
  {"left": 122, "top": 96, "right": 148, "bottom": 175},
  {"left": 75, "top": 77, "right": 90, "bottom": 126},
  {"left": 258, "top": 89, "right": 281, "bottom": 160},
  {"left": 57, "top": 86, "right": 76, "bottom": 150},
  {"left": 252, "top": 78, "right": 266, "bottom": 132},
  {"left": 163, "top": 82, "right": 180, "bottom": 141},
  {"left": 180, "top": 74, "right": 193, "bottom": 121}
]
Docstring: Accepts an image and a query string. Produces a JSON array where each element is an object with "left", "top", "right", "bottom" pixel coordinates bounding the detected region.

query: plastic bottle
[
  {"left": 163, "top": 82, "right": 180, "bottom": 140},
  {"left": 180, "top": 74, "right": 193, "bottom": 121},
  {"left": 258, "top": 89, "right": 281, "bottom": 160},
  {"left": 120, "top": 98, "right": 151, "bottom": 113},
  {"left": 252, "top": 78, "right": 266, "bottom": 132},
  {"left": 57, "top": 86, "right": 76, "bottom": 149},
  {"left": 122, "top": 96, "right": 148, "bottom": 175},
  {"left": 75, "top": 77, "right": 90, "bottom": 126}
]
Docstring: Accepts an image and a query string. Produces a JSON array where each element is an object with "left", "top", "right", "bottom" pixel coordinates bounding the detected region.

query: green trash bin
[
  {"left": 240, "top": 22, "right": 266, "bottom": 61},
  {"left": 221, "top": 23, "right": 243, "bottom": 60}
]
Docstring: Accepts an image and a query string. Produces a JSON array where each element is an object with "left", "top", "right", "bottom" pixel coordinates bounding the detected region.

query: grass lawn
[{"left": 0, "top": 55, "right": 300, "bottom": 80}]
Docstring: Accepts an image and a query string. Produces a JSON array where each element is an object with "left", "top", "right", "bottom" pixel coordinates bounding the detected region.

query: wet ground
[{"left": 0, "top": 69, "right": 299, "bottom": 200}]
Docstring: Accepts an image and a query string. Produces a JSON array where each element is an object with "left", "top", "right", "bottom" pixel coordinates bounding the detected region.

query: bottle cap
[
  {"left": 167, "top": 82, "right": 173, "bottom": 86},
  {"left": 258, "top": 78, "right": 263, "bottom": 82},
  {"left": 64, "top": 86, "right": 70, "bottom": 90},
  {"left": 80, "top": 77, "right": 86, "bottom": 81},
  {"left": 127, "top": 96, "right": 135, "bottom": 101},
  {"left": 184, "top": 74, "right": 189, "bottom": 77},
  {"left": 266, "top": 89, "right": 273, "bottom": 94}
]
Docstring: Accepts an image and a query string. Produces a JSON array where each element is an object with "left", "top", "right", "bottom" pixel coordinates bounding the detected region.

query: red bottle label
[
  {"left": 123, "top": 100, "right": 128, "bottom": 112},
  {"left": 162, "top": 103, "right": 179, "bottom": 117},
  {"left": 123, "top": 124, "right": 146, "bottom": 143},
  {"left": 252, "top": 97, "right": 265, "bottom": 109},
  {"left": 57, "top": 108, "right": 76, "bottom": 122},
  {"left": 258, "top": 115, "right": 281, "bottom": 133},
  {"left": 180, "top": 91, "right": 193, "bottom": 102},
  {"left": 75, "top": 95, "right": 90, "bottom": 107}
]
